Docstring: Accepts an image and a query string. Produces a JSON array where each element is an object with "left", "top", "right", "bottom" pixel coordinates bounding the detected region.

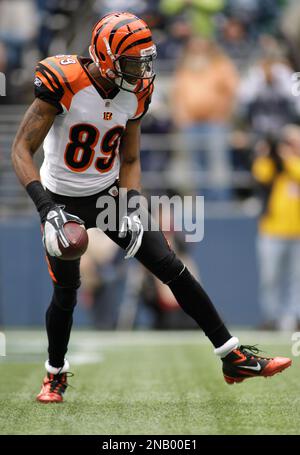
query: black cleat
[{"left": 222, "top": 345, "right": 292, "bottom": 384}]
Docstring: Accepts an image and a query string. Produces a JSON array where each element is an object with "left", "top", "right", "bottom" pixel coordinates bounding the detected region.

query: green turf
[{"left": 0, "top": 330, "right": 299, "bottom": 435}]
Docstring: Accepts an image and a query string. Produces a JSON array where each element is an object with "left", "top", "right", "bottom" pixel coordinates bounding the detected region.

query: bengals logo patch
[{"left": 103, "top": 112, "right": 113, "bottom": 121}]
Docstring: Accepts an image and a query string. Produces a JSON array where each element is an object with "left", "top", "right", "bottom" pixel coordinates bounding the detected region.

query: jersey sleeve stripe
[
  {"left": 45, "top": 59, "right": 75, "bottom": 95},
  {"left": 35, "top": 63, "right": 64, "bottom": 97}
]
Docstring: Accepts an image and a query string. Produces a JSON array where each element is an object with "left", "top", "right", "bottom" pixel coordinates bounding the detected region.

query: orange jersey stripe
[
  {"left": 36, "top": 55, "right": 91, "bottom": 110},
  {"left": 45, "top": 255, "right": 58, "bottom": 283}
]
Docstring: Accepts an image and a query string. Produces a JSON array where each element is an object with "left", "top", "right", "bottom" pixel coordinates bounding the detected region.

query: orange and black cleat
[
  {"left": 36, "top": 372, "right": 73, "bottom": 403},
  {"left": 222, "top": 345, "right": 292, "bottom": 384}
]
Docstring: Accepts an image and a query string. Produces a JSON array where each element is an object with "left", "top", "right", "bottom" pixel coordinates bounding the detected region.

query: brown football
[{"left": 58, "top": 222, "right": 89, "bottom": 261}]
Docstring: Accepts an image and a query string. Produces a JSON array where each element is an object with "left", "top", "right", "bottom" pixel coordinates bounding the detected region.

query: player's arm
[
  {"left": 12, "top": 98, "right": 58, "bottom": 187},
  {"left": 118, "top": 119, "right": 144, "bottom": 259},
  {"left": 117, "top": 85, "right": 153, "bottom": 259},
  {"left": 119, "top": 82, "right": 153, "bottom": 191},
  {"left": 119, "top": 118, "right": 142, "bottom": 192},
  {"left": 12, "top": 98, "right": 83, "bottom": 257},
  {"left": 11, "top": 98, "right": 60, "bottom": 222}
]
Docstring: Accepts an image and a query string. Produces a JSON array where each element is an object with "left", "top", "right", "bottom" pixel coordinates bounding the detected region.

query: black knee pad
[
  {"left": 52, "top": 285, "right": 78, "bottom": 312},
  {"left": 153, "top": 251, "right": 185, "bottom": 284}
]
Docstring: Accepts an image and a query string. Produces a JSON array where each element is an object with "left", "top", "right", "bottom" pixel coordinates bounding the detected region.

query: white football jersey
[{"left": 34, "top": 55, "right": 153, "bottom": 196}]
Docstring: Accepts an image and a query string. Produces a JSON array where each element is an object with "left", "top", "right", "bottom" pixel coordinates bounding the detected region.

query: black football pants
[{"left": 44, "top": 181, "right": 231, "bottom": 367}]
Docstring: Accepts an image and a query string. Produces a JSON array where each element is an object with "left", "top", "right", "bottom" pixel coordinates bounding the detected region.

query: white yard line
[
  {"left": 3, "top": 330, "right": 294, "bottom": 350},
  {"left": 0, "top": 330, "right": 294, "bottom": 365}
]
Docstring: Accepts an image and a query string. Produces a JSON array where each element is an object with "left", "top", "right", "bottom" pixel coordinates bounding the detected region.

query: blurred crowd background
[{"left": 1, "top": 0, "right": 300, "bottom": 332}]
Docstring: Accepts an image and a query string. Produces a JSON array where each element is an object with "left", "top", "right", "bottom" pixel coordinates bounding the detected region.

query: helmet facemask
[{"left": 113, "top": 51, "right": 156, "bottom": 92}]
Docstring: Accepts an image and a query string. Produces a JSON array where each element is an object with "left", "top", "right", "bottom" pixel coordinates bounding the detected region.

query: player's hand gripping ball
[{"left": 43, "top": 206, "right": 88, "bottom": 260}]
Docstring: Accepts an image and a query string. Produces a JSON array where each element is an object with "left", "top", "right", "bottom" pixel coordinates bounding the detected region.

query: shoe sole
[{"left": 224, "top": 359, "right": 292, "bottom": 385}]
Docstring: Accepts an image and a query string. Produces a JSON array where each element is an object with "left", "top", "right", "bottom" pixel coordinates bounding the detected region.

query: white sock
[
  {"left": 214, "top": 337, "right": 239, "bottom": 358},
  {"left": 45, "top": 359, "right": 70, "bottom": 375}
]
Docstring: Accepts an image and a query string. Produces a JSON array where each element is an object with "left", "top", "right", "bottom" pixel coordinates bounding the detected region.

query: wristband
[{"left": 26, "top": 180, "right": 55, "bottom": 222}]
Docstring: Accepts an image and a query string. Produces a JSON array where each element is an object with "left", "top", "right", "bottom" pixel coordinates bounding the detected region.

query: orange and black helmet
[{"left": 89, "top": 11, "right": 156, "bottom": 92}]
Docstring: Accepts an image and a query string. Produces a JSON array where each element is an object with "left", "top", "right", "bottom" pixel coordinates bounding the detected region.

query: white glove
[
  {"left": 119, "top": 214, "right": 144, "bottom": 259},
  {"left": 43, "top": 205, "right": 84, "bottom": 257}
]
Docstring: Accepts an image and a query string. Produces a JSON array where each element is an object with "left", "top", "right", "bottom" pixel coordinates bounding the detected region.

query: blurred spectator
[
  {"left": 141, "top": 113, "right": 172, "bottom": 176},
  {"left": 229, "top": 130, "right": 253, "bottom": 200},
  {"left": 252, "top": 127, "right": 300, "bottom": 330},
  {"left": 36, "top": 0, "right": 81, "bottom": 58},
  {"left": 160, "top": 0, "right": 224, "bottom": 38},
  {"left": 154, "top": 16, "right": 192, "bottom": 63},
  {"left": 0, "top": 42, "right": 7, "bottom": 73},
  {"left": 171, "top": 37, "right": 239, "bottom": 198},
  {"left": 0, "top": 0, "right": 38, "bottom": 70},
  {"left": 95, "top": 0, "right": 152, "bottom": 17},
  {"left": 239, "top": 54, "right": 299, "bottom": 136},
  {"left": 224, "top": 0, "right": 280, "bottom": 38},
  {"left": 141, "top": 231, "right": 200, "bottom": 329},
  {"left": 137, "top": 191, "right": 200, "bottom": 329},
  {"left": 218, "top": 17, "right": 258, "bottom": 70},
  {"left": 280, "top": 0, "right": 300, "bottom": 69},
  {"left": 80, "top": 228, "right": 120, "bottom": 329}
]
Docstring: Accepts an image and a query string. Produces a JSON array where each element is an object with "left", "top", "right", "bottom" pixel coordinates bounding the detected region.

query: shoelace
[
  {"left": 239, "top": 345, "right": 270, "bottom": 361},
  {"left": 49, "top": 372, "right": 74, "bottom": 394}
]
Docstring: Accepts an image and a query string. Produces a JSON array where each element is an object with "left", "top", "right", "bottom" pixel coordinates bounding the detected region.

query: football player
[{"left": 12, "top": 12, "right": 291, "bottom": 403}]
